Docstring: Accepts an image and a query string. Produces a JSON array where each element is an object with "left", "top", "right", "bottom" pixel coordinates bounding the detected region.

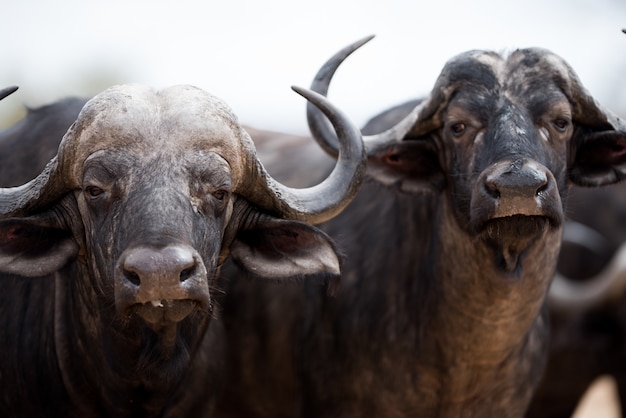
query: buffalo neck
[
  {"left": 53, "top": 262, "right": 212, "bottom": 416},
  {"left": 323, "top": 180, "right": 558, "bottom": 340},
  {"left": 430, "top": 196, "right": 558, "bottom": 363},
  {"left": 316, "top": 180, "right": 557, "bottom": 413}
]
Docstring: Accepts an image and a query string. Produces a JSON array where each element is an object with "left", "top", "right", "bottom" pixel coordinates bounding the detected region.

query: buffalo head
[
  {"left": 308, "top": 37, "right": 626, "bottom": 273},
  {"left": 0, "top": 83, "right": 364, "bottom": 386}
]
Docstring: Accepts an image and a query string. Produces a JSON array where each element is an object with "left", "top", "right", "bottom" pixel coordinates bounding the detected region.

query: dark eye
[
  {"left": 552, "top": 118, "right": 569, "bottom": 132},
  {"left": 85, "top": 186, "right": 105, "bottom": 199},
  {"left": 212, "top": 190, "right": 227, "bottom": 201},
  {"left": 450, "top": 122, "right": 466, "bottom": 135}
]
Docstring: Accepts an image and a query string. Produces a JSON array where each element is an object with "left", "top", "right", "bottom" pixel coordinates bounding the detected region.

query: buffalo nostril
[
  {"left": 484, "top": 181, "right": 501, "bottom": 200},
  {"left": 536, "top": 182, "right": 549, "bottom": 197},
  {"left": 124, "top": 270, "right": 141, "bottom": 287},
  {"left": 180, "top": 266, "right": 196, "bottom": 283}
]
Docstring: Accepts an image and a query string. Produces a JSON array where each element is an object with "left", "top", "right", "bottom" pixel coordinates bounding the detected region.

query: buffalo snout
[
  {"left": 114, "top": 244, "right": 210, "bottom": 323},
  {"left": 480, "top": 159, "right": 560, "bottom": 217},
  {"left": 485, "top": 159, "right": 548, "bottom": 200},
  {"left": 470, "top": 159, "right": 563, "bottom": 235}
]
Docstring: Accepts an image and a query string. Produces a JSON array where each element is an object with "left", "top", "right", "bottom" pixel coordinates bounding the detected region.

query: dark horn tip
[
  {"left": 313, "top": 35, "right": 376, "bottom": 86},
  {"left": 622, "top": 28, "right": 626, "bottom": 34},
  {"left": 353, "top": 34, "right": 376, "bottom": 48},
  {"left": 330, "top": 34, "right": 376, "bottom": 64},
  {"left": 291, "top": 85, "right": 321, "bottom": 101},
  {"left": 291, "top": 85, "right": 308, "bottom": 96},
  {"left": 293, "top": 86, "right": 341, "bottom": 113},
  {"left": 0, "top": 86, "right": 19, "bottom": 101}
]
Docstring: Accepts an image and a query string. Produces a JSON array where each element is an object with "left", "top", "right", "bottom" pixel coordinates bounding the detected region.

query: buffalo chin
[
  {"left": 134, "top": 325, "right": 192, "bottom": 392},
  {"left": 134, "top": 299, "right": 200, "bottom": 325},
  {"left": 127, "top": 300, "right": 204, "bottom": 384},
  {"left": 481, "top": 215, "right": 554, "bottom": 273},
  {"left": 131, "top": 306, "right": 210, "bottom": 389}
]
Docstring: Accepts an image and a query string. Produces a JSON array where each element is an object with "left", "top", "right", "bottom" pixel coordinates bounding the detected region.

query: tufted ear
[
  {"left": 569, "top": 130, "right": 626, "bottom": 186},
  {"left": 557, "top": 55, "right": 626, "bottom": 187},
  {"left": 229, "top": 217, "right": 341, "bottom": 293},
  {"left": 367, "top": 139, "right": 445, "bottom": 194},
  {"left": 360, "top": 99, "right": 446, "bottom": 194},
  {"left": 0, "top": 214, "right": 78, "bottom": 277}
]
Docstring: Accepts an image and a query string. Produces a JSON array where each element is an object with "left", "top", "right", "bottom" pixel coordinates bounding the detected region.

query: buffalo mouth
[
  {"left": 482, "top": 214, "right": 554, "bottom": 241},
  {"left": 479, "top": 215, "right": 558, "bottom": 273},
  {"left": 131, "top": 299, "right": 204, "bottom": 326},
  {"left": 116, "top": 299, "right": 209, "bottom": 386}
]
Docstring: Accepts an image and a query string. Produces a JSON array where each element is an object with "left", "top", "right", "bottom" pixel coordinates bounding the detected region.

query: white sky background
[{"left": 1, "top": 0, "right": 626, "bottom": 134}]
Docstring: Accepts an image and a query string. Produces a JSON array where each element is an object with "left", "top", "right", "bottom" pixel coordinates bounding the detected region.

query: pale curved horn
[
  {"left": 243, "top": 86, "right": 365, "bottom": 224},
  {"left": 549, "top": 222, "right": 626, "bottom": 312},
  {"left": 306, "top": 36, "right": 425, "bottom": 158}
]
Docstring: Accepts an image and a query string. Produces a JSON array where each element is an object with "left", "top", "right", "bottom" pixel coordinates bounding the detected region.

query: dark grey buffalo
[
  {"left": 213, "top": 38, "right": 626, "bottom": 417},
  {"left": 0, "top": 83, "right": 365, "bottom": 417}
]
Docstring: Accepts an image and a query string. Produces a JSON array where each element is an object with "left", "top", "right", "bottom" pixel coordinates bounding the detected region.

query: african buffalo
[
  {"left": 214, "top": 37, "right": 626, "bottom": 417},
  {"left": 0, "top": 83, "right": 365, "bottom": 417}
]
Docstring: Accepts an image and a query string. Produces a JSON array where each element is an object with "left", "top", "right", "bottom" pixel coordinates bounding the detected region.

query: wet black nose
[{"left": 483, "top": 159, "right": 549, "bottom": 202}]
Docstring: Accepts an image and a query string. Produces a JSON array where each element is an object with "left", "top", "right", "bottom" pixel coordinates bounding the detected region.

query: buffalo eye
[
  {"left": 85, "top": 186, "right": 105, "bottom": 199},
  {"left": 212, "top": 190, "right": 228, "bottom": 201},
  {"left": 450, "top": 122, "right": 466, "bottom": 136},
  {"left": 552, "top": 118, "right": 569, "bottom": 132}
]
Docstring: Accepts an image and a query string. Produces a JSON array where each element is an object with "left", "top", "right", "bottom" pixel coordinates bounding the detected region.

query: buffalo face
[
  {"left": 80, "top": 149, "right": 231, "bottom": 327},
  {"left": 431, "top": 51, "right": 571, "bottom": 268},
  {"left": 308, "top": 41, "right": 626, "bottom": 274},
  {"left": 43, "top": 86, "right": 248, "bottom": 329}
]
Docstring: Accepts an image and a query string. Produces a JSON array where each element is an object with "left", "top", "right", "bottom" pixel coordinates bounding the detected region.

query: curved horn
[
  {"left": 0, "top": 85, "right": 69, "bottom": 218},
  {"left": 307, "top": 36, "right": 424, "bottom": 158},
  {"left": 0, "top": 157, "right": 67, "bottom": 217},
  {"left": 549, "top": 222, "right": 626, "bottom": 312},
  {"left": 307, "top": 35, "right": 373, "bottom": 156},
  {"left": 244, "top": 86, "right": 365, "bottom": 224},
  {"left": 0, "top": 86, "right": 18, "bottom": 101}
]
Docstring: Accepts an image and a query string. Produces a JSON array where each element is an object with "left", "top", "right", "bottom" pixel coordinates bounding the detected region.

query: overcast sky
[{"left": 1, "top": 0, "right": 625, "bottom": 133}]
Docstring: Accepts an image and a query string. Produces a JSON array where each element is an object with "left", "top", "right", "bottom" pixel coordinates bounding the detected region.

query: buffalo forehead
[
  {"left": 66, "top": 84, "right": 246, "bottom": 182},
  {"left": 440, "top": 49, "right": 572, "bottom": 116},
  {"left": 442, "top": 49, "right": 569, "bottom": 92},
  {"left": 504, "top": 49, "right": 572, "bottom": 102},
  {"left": 437, "top": 50, "right": 502, "bottom": 92}
]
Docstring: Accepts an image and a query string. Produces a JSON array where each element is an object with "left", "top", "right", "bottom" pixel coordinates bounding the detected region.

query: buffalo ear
[
  {"left": 0, "top": 216, "right": 78, "bottom": 277},
  {"left": 570, "top": 130, "right": 626, "bottom": 186},
  {"left": 368, "top": 139, "right": 445, "bottom": 194},
  {"left": 229, "top": 218, "right": 340, "bottom": 292}
]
